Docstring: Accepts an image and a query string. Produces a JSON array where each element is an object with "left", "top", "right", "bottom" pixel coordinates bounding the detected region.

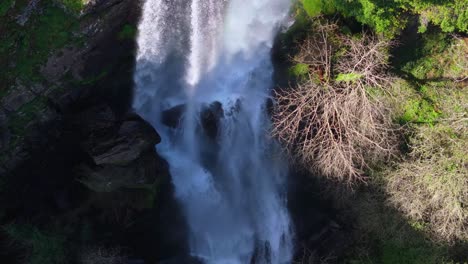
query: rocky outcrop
[
  {"left": 0, "top": 1, "right": 190, "bottom": 262},
  {"left": 79, "top": 106, "right": 160, "bottom": 166},
  {"left": 75, "top": 105, "right": 166, "bottom": 210},
  {"left": 1, "top": 0, "right": 142, "bottom": 174},
  {"left": 162, "top": 101, "right": 224, "bottom": 139}
]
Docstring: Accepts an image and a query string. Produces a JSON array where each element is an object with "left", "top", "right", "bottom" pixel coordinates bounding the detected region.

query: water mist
[{"left": 133, "top": 0, "right": 293, "bottom": 263}]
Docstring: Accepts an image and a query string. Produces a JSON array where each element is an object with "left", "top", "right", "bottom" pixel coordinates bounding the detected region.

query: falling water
[{"left": 133, "top": 0, "right": 293, "bottom": 263}]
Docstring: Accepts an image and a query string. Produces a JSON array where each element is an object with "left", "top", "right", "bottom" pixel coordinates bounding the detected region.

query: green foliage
[
  {"left": 289, "top": 63, "right": 309, "bottom": 78},
  {"left": 0, "top": 0, "right": 14, "bottom": 17},
  {"left": 300, "top": 0, "right": 467, "bottom": 37},
  {"left": 379, "top": 241, "right": 443, "bottom": 264},
  {"left": 301, "top": 0, "right": 322, "bottom": 17},
  {"left": 8, "top": 97, "right": 48, "bottom": 136},
  {"left": 399, "top": 98, "right": 440, "bottom": 124},
  {"left": 395, "top": 29, "right": 453, "bottom": 79},
  {"left": 335, "top": 72, "right": 363, "bottom": 83},
  {"left": 344, "top": 187, "right": 450, "bottom": 264},
  {"left": 406, "top": 0, "right": 468, "bottom": 33},
  {"left": 4, "top": 224, "right": 67, "bottom": 264},
  {"left": 0, "top": 1, "right": 79, "bottom": 92},
  {"left": 386, "top": 77, "right": 468, "bottom": 242},
  {"left": 118, "top": 24, "right": 137, "bottom": 40},
  {"left": 57, "top": 0, "right": 84, "bottom": 14}
]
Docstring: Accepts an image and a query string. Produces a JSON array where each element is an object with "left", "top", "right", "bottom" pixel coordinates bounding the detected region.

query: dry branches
[
  {"left": 385, "top": 85, "right": 468, "bottom": 242},
  {"left": 273, "top": 22, "right": 397, "bottom": 183}
]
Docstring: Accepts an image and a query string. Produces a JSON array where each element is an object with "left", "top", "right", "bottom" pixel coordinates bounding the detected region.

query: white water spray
[{"left": 134, "top": 0, "right": 293, "bottom": 263}]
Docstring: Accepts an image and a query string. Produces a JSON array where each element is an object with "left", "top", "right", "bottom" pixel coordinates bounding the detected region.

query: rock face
[
  {"left": 76, "top": 105, "right": 163, "bottom": 196},
  {"left": 0, "top": 0, "right": 190, "bottom": 263},
  {"left": 79, "top": 107, "right": 160, "bottom": 166},
  {"left": 162, "top": 101, "right": 224, "bottom": 139},
  {"left": 1, "top": 0, "right": 142, "bottom": 174}
]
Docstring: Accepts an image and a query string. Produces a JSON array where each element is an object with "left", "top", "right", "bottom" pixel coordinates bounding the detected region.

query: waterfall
[{"left": 133, "top": 0, "right": 293, "bottom": 263}]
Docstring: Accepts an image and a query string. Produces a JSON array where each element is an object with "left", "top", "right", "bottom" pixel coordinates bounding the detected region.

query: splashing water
[{"left": 133, "top": 0, "right": 293, "bottom": 263}]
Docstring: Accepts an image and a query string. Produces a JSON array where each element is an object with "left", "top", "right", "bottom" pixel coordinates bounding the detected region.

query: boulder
[
  {"left": 162, "top": 101, "right": 224, "bottom": 139},
  {"left": 75, "top": 104, "right": 164, "bottom": 195},
  {"left": 200, "top": 101, "right": 223, "bottom": 139},
  {"left": 161, "top": 104, "right": 186, "bottom": 128},
  {"left": 77, "top": 105, "right": 160, "bottom": 166}
]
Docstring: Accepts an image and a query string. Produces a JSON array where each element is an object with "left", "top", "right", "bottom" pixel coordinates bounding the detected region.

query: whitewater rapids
[{"left": 133, "top": 0, "right": 293, "bottom": 263}]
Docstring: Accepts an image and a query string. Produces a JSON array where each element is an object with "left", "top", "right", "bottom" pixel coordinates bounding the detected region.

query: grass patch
[
  {"left": 4, "top": 224, "right": 67, "bottom": 264},
  {"left": 399, "top": 98, "right": 440, "bottom": 124},
  {"left": 385, "top": 79, "right": 467, "bottom": 243},
  {"left": 390, "top": 80, "right": 444, "bottom": 125}
]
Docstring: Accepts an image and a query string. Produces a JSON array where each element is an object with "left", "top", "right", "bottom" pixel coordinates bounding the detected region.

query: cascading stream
[{"left": 134, "top": 0, "right": 293, "bottom": 263}]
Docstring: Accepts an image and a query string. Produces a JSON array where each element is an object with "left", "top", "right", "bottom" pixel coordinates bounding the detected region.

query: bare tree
[{"left": 273, "top": 21, "right": 397, "bottom": 183}]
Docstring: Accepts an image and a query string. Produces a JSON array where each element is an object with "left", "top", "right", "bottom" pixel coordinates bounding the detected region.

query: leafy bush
[
  {"left": 289, "top": 63, "right": 309, "bottom": 79},
  {"left": 300, "top": 0, "right": 468, "bottom": 36},
  {"left": 403, "top": 34, "right": 467, "bottom": 80},
  {"left": 301, "top": 0, "right": 322, "bottom": 17},
  {"left": 399, "top": 98, "right": 440, "bottom": 124}
]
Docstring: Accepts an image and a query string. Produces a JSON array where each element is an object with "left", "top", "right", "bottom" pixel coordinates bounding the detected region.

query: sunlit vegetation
[
  {"left": 301, "top": 0, "right": 468, "bottom": 36},
  {"left": 273, "top": 21, "right": 397, "bottom": 182},
  {"left": 277, "top": 1, "right": 467, "bottom": 262}
]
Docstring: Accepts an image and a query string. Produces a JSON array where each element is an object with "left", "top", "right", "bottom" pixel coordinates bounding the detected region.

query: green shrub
[
  {"left": 410, "top": 0, "right": 468, "bottom": 33},
  {"left": 399, "top": 98, "right": 440, "bottom": 124},
  {"left": 4, "top": 224, "right": 67, "bottom": 264},
  {"left": 118, "top": 24, "right": 137, "bottom": 40},
  {"left": 57, "top": 0, "right": 84, "bottom": 14},
  {"left": 301, "top": 0, "right": 322, "bottom": 17},
  {"left": 300, "top": 0, "right": 467, "bottom": 37},
  {"left": 289, "top": 63, "right": 309, "bottom": 78},
  {"left": 0, "top": 0, "right": 14, "bottom": 17}
]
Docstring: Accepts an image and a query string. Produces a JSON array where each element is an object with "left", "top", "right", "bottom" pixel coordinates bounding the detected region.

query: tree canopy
[{"left": 302, "top": 0, "right": 468, "bottom": 36}]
